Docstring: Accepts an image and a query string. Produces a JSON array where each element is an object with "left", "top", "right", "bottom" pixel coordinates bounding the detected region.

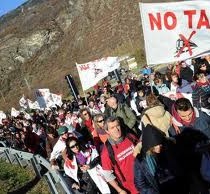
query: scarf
[
  {"left": 76, "top": 151, "right": 87, "bottom": 165},
  {"left": 96, "top": 127, "right": 107, "bottom": 135},
  {"left": 108, "top": 136, "right": 124, "bottom": 145},
  {"left": 196, "top": 81, "right": 210, "bottom": 94},
  {"left": 65, "top": 158, "right": 75, "bottom": 169},
  {"left": 146, "top": 154, "right": 157, "bottom": 176},
  {"left": 84, "top": 119, "right": 94, "bottom": 133},
  {"left": 172, "top": 104, "right": 196, "bottom": 127},
  {"left": 197, "top": 81, "right": 209, "bottom": 87}
]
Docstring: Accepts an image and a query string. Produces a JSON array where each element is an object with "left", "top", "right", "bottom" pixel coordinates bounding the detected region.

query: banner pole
[
  {"left": 75, "top": 62, "right": 89, "bottom": 105},
  {"left": 83, "top": 90, "right": 89, "bottom": 106},
  {"left": 150, "top": 79, "right": 154, "bottom": 94}
]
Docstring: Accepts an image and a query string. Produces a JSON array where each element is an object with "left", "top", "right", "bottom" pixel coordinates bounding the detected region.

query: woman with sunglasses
[
  {"left": 63, "top": 136, "right": 110, "bottom": 194},
  {"left": 79, "top": 108, "right": 101, "bottom": 149},
  {"left": 93, "top": 114, "right": 108, "bottom": 145}
]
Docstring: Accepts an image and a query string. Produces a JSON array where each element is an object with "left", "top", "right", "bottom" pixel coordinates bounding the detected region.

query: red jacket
[{"left": 101, "top": 137, "right": 138, "bottom": 194}]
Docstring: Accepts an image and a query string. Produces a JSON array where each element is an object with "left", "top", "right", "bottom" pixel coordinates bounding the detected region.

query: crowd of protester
[{"left": 1, "top": 55, "right": 210, "bottom": 193}]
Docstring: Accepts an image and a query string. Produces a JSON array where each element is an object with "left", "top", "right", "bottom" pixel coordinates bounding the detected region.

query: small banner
[
  {"left": 11, "top": 107, "right": 20, "bottom": 117},
  {"left": 0, "top": 111, "right": 6, "bottom": 124},
  {"left": 19, "top": 95, "right": 28, "bottom": 109},
  {"left": 35, "top": 88, "right": 51, "bottom": 108},
  {"left": 51, "top": 93, "right": 62, "bottom": 107},
  {"left": 76, "top": 57, "right": 120, "bottom": 90}
]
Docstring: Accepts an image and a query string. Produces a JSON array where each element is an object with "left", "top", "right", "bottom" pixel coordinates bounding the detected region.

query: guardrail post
[
  {"left": 14, "top": 153, "right": 24, "bottom": 167},
  {"left": 0, "top": 141, "right": 74, "bottom": 194},
  {"left": 30, "top": 157, "right": 41, "bottom": 178},
  {"left": 5, "top": 149, "right": 13, "bottom": 164},
  {"left": 56, "top": 171, "right": 72, "bottom": 194},
  {"left": 44, "top": 172, "right": 59, "bottom": 194},
  {"left": 0, "top": 141, "right": 7, "bottom": 147}
]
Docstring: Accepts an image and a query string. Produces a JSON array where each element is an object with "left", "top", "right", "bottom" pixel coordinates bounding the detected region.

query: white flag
[
  {"left": 51, "top": 93, "right": 62, "bottom": 107},
  {"left": 139, "top": 1, "right": 210, "bottom": 65},
  {"left": 28, "top": 99, "right": 40, "bottom": 110},
  {"left": 35, "top": 88, "right": 51, "bottom": 108},
  {"left": 0, "top": 111, "right": 6, "bottom": 124},
  {"left": 76, "top": 57, "right": 120, "bottom": 90},
  {"left": 11, "top": 107, "right": 20, "bottom": 117},
  {"left": 19, "top": 95, "right": 28, "bottom": 109}
]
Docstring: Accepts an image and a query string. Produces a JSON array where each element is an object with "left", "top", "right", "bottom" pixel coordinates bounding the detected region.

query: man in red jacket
[{"left": 101, "top": 116, "right": 139, "bottom": 194}]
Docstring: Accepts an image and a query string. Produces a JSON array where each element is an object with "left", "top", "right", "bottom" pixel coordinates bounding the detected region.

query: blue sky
[{"left": 0, "top": 0, "right": 28, "bottom": 16}]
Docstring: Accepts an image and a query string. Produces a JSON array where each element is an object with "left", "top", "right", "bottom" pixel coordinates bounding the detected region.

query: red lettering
[
  {"left": 79, "top": 64, "right": 90, "bottom": 71},
  {"left": 164, "top": 12, "right": 177, "bottom": 30},
  {"left": 197, "top": 10, "right": 210, "bottom": 29},
  {"left": 148, "top": 13, "right": 162, "bottom": 30},
  {"left": 184, "top": 10, "right": 196, "bottom": 28}
]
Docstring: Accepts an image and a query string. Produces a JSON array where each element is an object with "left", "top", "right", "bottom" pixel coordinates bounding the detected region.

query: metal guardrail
[{"left": 0, "top": 141, "right": 72, "bottom": 194}]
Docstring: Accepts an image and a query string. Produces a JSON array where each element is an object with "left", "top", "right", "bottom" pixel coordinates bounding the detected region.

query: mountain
[{"left": 0, "top": 0, "right": 177, "bottom": 111}]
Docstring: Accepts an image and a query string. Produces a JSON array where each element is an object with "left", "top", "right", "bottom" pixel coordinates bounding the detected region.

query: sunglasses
[
  {"left": 97, "top": 119, "right": 104, "bottom": 123},
  {"left": 70, "top": 143, "right": 78, "bottom": 149}
]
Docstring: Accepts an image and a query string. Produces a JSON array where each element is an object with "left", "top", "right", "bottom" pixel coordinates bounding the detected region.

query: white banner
[
  {"left": 139, "top": 1, "right": 210, "bottom": 65},
  {"left": 28, "top": 99, "right": 40, "bottom": 110},
  {"left": 19, "top": 95, "right": 28, "bottom": 109},
  {"left": 76, "top": 57, "right": 120, "bottom": 90},
  {"left": 23, "top": 111, "right": 32, "bottom": 120},
  {"left": 35, "top": 89, "right": 63, "bottom": 109},
  {"left": 35, "top": 88, "right": 51, "bottom": 108},
  {"left": 11, "top": 107, "right": 20, "bottom": 117},
  {"left": 0, "top": 111, "right": 6, "bottom": 124},
  {"left": 51, "top": 93, "right": 62, "bottom": 107}
]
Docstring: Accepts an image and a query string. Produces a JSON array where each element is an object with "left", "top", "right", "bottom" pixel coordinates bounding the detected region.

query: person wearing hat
[
  {"left": 50, "top": 126, "right": 73, "bottom": 170},
  {"left": 134, "top": 124, "right": 186, "bottom": 194}
]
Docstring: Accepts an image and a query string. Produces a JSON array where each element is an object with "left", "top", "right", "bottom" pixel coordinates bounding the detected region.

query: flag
[
  {"left": 11, "top": 107, "right": 20, "bottom": 117},
  {"left": 139, "top": 1, "right": 210, "bottom": 65},
  {"left": 23, "top": 111, "right": 32, "bottom": 120},
  {"left": 76, "top": 57, "right": 120, "bottom": 90},
  {"left": 35, "top": 88, "right": 51, "bottom": 108},
  {"left": 51, "top": 93, "right": 62, "bottom": 107},
  {"left": 0, "top": 111, "right": 6, "bottom": 124},
  {"left": 28, "top": 99, "right": 40, "bottom": 110},
  {"left": 19, "top": 95, "right": 28, "bottom": 109}
]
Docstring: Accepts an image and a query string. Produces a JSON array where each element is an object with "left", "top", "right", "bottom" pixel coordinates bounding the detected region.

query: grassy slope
[{"left": 0, "top": 159, "right": 50, "bottom": 194}]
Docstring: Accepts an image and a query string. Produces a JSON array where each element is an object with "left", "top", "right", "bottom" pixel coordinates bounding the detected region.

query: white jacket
[{"left": 64, "top": 145, "right": 110, "bottom": 194}]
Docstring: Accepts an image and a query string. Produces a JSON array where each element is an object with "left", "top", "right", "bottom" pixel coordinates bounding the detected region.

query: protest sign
[
  {"left": 140, "top": 1, "right": 210, "bottom": 64},
  {"left": 76, "top": 57, "right": 120, "bottom": 90}
]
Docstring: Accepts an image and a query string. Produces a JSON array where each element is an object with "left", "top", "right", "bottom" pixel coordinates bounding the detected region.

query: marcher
[
  {"left": 63, "top": 136, "right": 110, "bottom": 194},
  {"left": 141, "top": 94, "right": 171, "bottom": 137},
  {"left": 192, "top": 72, "right": 210, "bottom": 115},
  {"left": 158, "top": 96, "right": 210, "bottom": 138},
  {"left": 101, "top": 116, "right": 139, "bottom": 194},
  {"left": 50, "top": 126, "right": 74, "bottom": 169},
  {"left": 93, "top": 113, "right": 109, "bottom": 144},
  {"left": 104, "top": 96, "right": 139, "bottom": 136},
  {"left": 134, "top": 124, "right": 187, "bottom": 194}
]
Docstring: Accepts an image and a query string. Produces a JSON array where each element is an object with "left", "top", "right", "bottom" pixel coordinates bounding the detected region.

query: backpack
[{"left": 105, "top": 133, "right": 139, "bottom": 182}]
